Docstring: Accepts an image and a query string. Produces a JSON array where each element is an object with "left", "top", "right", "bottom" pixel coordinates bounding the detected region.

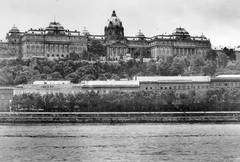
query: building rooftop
[
  {"left": 45, "top": 22, "right": 65, "bottom": 35},
  {"left": 81, "top": 80, "right": 139, "bottom": 87},
  {"left": 216, "top": 75, "right": 240, "bottom": 78},
  {"left": 33, "top": 80, "right": 71, "bottom": 84},
  {"left": 135, "top": 76, "right": 211, "bottom": 82},
  {"left": 172, "top": 27, "right": 190, "bottom": 37}
]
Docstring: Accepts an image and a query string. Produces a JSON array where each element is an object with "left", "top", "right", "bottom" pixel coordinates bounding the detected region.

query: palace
[
  {"left": 0, "top": 10, "right": 211, "bottom": 60},
  {"left": 1, "top": 22, "right": 88, "bottom": 58}
]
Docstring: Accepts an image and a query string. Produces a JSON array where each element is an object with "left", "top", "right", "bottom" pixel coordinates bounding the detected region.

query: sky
[{"left": 0, "top": 0, "right": 240, "bottom": 47}]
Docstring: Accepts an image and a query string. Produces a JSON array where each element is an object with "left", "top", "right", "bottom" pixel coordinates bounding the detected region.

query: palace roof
[{"left": 105, "top": 10, "right": 123, "bottom": 28}]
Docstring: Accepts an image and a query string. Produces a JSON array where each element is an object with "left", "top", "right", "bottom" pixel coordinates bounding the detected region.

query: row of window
[
  {"left": 47, "top": 54, "right": 68, "bottom": 58},
  {"left": 150, "top": 41, "right": 210, "bottom": 46},
  {"left": 212, "top": 82, "right": 240, "bottom": 87},
  {"left": 144, "top": 85, "right": 209, "bottom": 90},
  {"left": 25, "top": 35, "right": 85, "bottom": 41},
  {"left": 85, "top": 89, "right": 134, "bottom": 94},
  {"left": 26, "top": 45, "right": 86, "bottom": 53}
]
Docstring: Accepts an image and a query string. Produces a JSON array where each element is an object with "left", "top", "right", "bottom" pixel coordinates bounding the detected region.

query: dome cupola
[
  {"left": 82, "top": 27, "right": 90, "bottom": 36},
  {"left": 172, "top": 27, "right": 190, "bottom": 40},
  {"left": 104, "top": 10, "right": 124, "bottom": 40},
  {"left": 9, "top": 26, "right": 20, "bottom": 34},
  {"left": 45, "top": 21, "right": 65, "bottom": 35},
  {"left": 105, "top": 10, "right": 123, "bottom": 28},
  {"left": 136, "top": 30, "right": 145, "bottom": 40},
  {"left": 6, "top": 24, "right": 21, "bottom": 43},
  {"left": 8, "top": 25, "right": 20, "bottom": 36}
]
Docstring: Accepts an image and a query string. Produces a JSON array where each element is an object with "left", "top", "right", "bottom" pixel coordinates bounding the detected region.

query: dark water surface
[{"left": 0, "top": 123, "right": 240, "bottom": 162}]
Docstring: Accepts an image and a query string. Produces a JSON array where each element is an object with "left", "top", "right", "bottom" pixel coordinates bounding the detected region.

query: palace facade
[
  {"left": 98, "top": 11, "right": 211, "bottom": 60},
  {"left": 0, "top": 10, "right": 211, "bottom": 60},
  {"left": 1, "top": 22, "right": 88, "bottom": 58}
]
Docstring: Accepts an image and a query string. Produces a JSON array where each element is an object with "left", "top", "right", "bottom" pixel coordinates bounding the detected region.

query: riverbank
[{"left": 0, "top": 112, "right": 240, "bottom": 123}]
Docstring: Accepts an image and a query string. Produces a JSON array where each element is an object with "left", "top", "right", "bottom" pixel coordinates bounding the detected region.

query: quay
[{"left": 0, "top": 112, "right": 240, "bottom": 123}]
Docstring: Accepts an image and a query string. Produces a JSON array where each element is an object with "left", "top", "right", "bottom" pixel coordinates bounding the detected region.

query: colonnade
[
  {"left": 107, "top": 47, "right": 128, "bottom": 59},
  {"left": 174, "top": 48, "right": 195, "bottom": 55},
  {"left": 25, "top": 43, "right": 87, "bottom": 55}
]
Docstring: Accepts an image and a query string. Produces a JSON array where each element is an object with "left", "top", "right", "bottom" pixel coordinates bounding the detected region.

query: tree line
[{"left": 11, "top": 88, "right": 240, "bottom": 112}]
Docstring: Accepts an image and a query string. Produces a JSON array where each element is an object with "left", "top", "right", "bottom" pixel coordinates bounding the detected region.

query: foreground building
[
  {"left": 135, "top": 76, "right": 211, "bottom": 92},
  {"left": 81, "top": 80, "right": 139, "bottom": 94},
  {"left": 14, "top": 81, "right": 82, "bottom": 95},
  {"left": 211, "top": 75, "right": 240, "bottom": 88},
  {"left": 0, "top": 74, "right": 239, "bottom": 112},
  {"left": 0, "top": 10, "right": 211, "bottom": 61}
]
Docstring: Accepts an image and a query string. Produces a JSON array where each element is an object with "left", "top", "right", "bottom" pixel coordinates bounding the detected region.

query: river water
[{"left": 0, "top": 123, "right": 240, "bottom": 162}]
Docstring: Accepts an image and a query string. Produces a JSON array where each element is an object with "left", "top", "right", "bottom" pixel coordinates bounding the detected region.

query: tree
[
  {"left": 77, "top": 65, "right": 96, "bottom": 77},
  {"left": 201, "top": 60, "right": 217, "bottom": 76},
  {"left": 98, "top": 75, "right": 108, "bottom": 81},
  {"left": 110, "top": 74, "right": 120, "bottom": 80},
  {"left": 52, "top": 63, "right": 64, "bottom": 76},
  {"left": 65, "top": 72, "right": 81, "bottom": 83},
  {"left": 157, "top": 60, "right": 170, "bottom": 76},
  {"left": 88, "top": 40, "right": 106, "bottom": 57},
  {"left": 190, "top": 54, "right": 205, "bottom": 74},
  {"left": 129, "top": 66, "right": 139, "bottom": 77},
  {"left": 42, "top": 65, "right": 52, "bottom": 74},
  {"left": 204, "top": 49, "right": 218, "bottom": 61},
  {"left": 169, "top": 57, "right": 185, "bottom": 76},
  {"left": 51, "top": 72, "right": 62, "bottom": 80},
  {"left": 0, "top": 43, "right": 22, "bottom": 59},
  {"left": 217, "top": 52, "right": 228, "bottom": 68},
  {"left": 223, "top": 47, "right": 236, "bottom": 61},
  {"left": 145, "top": 62, "right": 157, "bottom": 75},
  {"left": 63, "top": 66, "right": 73, "bottom": 77},
  {"left": 69, "top": 52, "right": 80, "bottom": 60},
  {"left": 81, "top": 74, "right": 96, "bottom": 81}
]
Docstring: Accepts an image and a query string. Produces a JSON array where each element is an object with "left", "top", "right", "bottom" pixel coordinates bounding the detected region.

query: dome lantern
[{"left": 112, "top": 10, "right": 117, "bottom": 17}]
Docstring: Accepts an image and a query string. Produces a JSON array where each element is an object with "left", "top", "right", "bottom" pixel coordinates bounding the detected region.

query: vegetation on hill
[{"left": 0, "top": 40, "right": 239, "bottom": 86}]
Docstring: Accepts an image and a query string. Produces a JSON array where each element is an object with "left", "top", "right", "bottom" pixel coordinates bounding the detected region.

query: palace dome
[
  {"left": 104, "top": 10, "right": 124, "bottom": 39},
  {"left": 9, "top": 26, "right": 20, "bottom": 33},
  {"left": 46, "top": 22, "right": 65, "bottom": 35},
  {"left": 136, "top": 30, "right": 146, "bottom": 40},
  {"left": 82, "top": 27, "right": 90, "bottom": 36},
  {"left": 136, "top": 30, "right": 145, "bottom": 38},
  {"left": 172, "top": 27, "right": 190, "bottom": 37},
  {"left": 105, "top": 10, "right": 123, "bottom": 28}
]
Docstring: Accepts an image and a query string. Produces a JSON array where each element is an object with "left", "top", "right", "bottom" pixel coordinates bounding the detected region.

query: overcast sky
[{"left": 1, "top": 0, "right": 240, "bottom": 47}]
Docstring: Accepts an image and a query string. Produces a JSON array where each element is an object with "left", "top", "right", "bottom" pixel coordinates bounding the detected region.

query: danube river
[{"left": 0, "top": 124, "right": 240, "bottom": 162}]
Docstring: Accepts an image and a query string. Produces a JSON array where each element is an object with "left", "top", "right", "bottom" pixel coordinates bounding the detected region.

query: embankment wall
[{"left": 0, "top": 112, "right": 240, "bottom": 123}]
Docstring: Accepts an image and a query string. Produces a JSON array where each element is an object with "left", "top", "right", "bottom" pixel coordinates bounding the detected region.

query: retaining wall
[{"left": 0, "top": 112, "right": 240, "bottom": 123}]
